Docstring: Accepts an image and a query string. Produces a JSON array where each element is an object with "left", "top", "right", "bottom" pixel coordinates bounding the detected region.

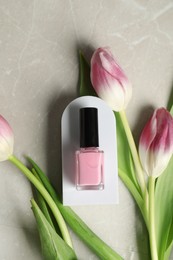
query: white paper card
[{"left": 61, "top": 96, "right": 119, "bottom": 205}]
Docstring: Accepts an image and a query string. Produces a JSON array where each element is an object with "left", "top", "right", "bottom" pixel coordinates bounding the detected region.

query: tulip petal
[
  {"left": 139, "top": 108, "right": 173, "bottom": 177},
  {"left": 139, "top": 113, "right": 157, "bottom": 175},
  {"left": 91, "top": 47, "right": 132, "bottom": 111},
  {"left": 151, "top": 109, "right": 173, "bottom": 176},
  {"left": 92, "top": 63, "right": 125, "bottom": 111},
  {"left": 0, "top": 115, "right": 14, "bottom": 161},
  {"left": 99, "top": 49, "right": 130, "bottom": 85}
]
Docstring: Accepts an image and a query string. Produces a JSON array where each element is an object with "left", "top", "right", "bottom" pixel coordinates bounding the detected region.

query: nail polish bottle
[{"left": 75, "top": 107, "right": 104, "bottom": 190}]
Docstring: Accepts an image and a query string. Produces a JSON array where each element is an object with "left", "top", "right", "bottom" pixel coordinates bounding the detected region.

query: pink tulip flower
[
  {"left": 90, "top": 47, "right": 132, "bottom": 111},
  {"left": 139, "top": 108, "right": 173, "bottom": 177},
  {"left": 0, "top": 115, "right": 14, "bottom": 161}
]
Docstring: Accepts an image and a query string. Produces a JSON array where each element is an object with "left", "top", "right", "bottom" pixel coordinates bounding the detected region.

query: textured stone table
[{"left": 0, "top": 1, "right": 173, "bottom": 259}]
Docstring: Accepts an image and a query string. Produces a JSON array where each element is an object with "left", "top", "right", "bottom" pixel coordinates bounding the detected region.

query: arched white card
[{"left": 61, "top": 96, "right": 119, "bottom": 205}]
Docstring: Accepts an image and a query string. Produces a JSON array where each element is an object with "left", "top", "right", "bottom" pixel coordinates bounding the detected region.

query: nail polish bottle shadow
[{"left": 62, "top": 103, "right": 80, "bottom": 185}]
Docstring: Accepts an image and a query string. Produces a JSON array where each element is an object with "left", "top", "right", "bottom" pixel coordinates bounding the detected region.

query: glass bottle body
[{"left": 75, "top": 147, "right": 104, "bottom": 190}]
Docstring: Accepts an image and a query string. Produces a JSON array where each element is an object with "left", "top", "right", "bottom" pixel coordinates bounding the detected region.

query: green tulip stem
[
  {"left": 8, "top": 155, "right": 73, "bottom": 249},
  {"left": 119, "top": 110, "right": 148, "bottom": 197},
  {"left": 149, "top": 176, "right": 158, "bottom": 260}
]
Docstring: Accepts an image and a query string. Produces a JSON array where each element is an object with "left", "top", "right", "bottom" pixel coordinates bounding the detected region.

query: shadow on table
[{"left": 46, "top": 92, "right": 75, "bottom": 200}]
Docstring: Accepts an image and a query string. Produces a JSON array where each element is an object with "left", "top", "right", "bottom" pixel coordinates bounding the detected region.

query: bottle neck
[{"left": 80, "top": 147, "right": 99, "bottom": 151}]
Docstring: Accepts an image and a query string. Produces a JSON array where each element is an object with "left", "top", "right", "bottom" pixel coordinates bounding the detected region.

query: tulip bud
[
  {"left": 139, "top": 108, "right": 173, "bottom": 177},
  {"left": 0, "top": 115, "right": 14, "bottom": 161},
  {"left": 90, "top": 47, "right": 132, "bottom": 111}
]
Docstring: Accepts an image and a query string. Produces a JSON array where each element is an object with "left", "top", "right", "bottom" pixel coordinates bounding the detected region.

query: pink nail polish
[{"left": 75, "top": 108, "right": 104, "bottom": 190}]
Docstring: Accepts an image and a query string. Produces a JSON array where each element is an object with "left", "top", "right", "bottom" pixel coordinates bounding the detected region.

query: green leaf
[
  {"left": 31, "top": 199, "right": 77, "bottom": 260},
  {"left": 115, "top": 112, "right": 141, "bottom": 193},
  {"left": 78, "top": 51, "right": 97, "bottom": 96},
  {"left": 9, "top": 155, "right": 73, "bottom": 248},
  {"left": 155, "top": 101, "right": 173, "bottom": 259},
  {"left": 118, "top": 168, "right": 147, "bottom": 224},
  {"left": 170, "top": 104, "right": 173, "bottom": 116},
  {"left": 167, "top": 86, "right": 173, "bottom": 112},
  {"left": 164, "top": 242, "right": 173, "bottom": 260},
  {"left": 155, "top": 155, "right": 173, "bottom": 259},
  {"left": 28, "top": 157, "right": 123, "bottom": 260},
  {"left": 32, "top": 168, "right": 55, "bottom": 229},
  {"left": 164, "top": 216, "right": 173, "bottom": 260}
]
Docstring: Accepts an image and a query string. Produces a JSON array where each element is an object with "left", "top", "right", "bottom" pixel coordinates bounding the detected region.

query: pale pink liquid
[{"left": 75, "top": 148, "right": 104, "bottom": 190}]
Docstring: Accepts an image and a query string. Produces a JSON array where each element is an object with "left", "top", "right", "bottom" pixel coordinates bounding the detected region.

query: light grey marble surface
[{"left": 0, "top": 1, "right": 173, "bottom": 259}]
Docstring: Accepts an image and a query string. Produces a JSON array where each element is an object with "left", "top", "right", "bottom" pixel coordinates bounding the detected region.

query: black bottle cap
[{"left": 80, "top": 107, "right": 99, "bottom": 148}]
